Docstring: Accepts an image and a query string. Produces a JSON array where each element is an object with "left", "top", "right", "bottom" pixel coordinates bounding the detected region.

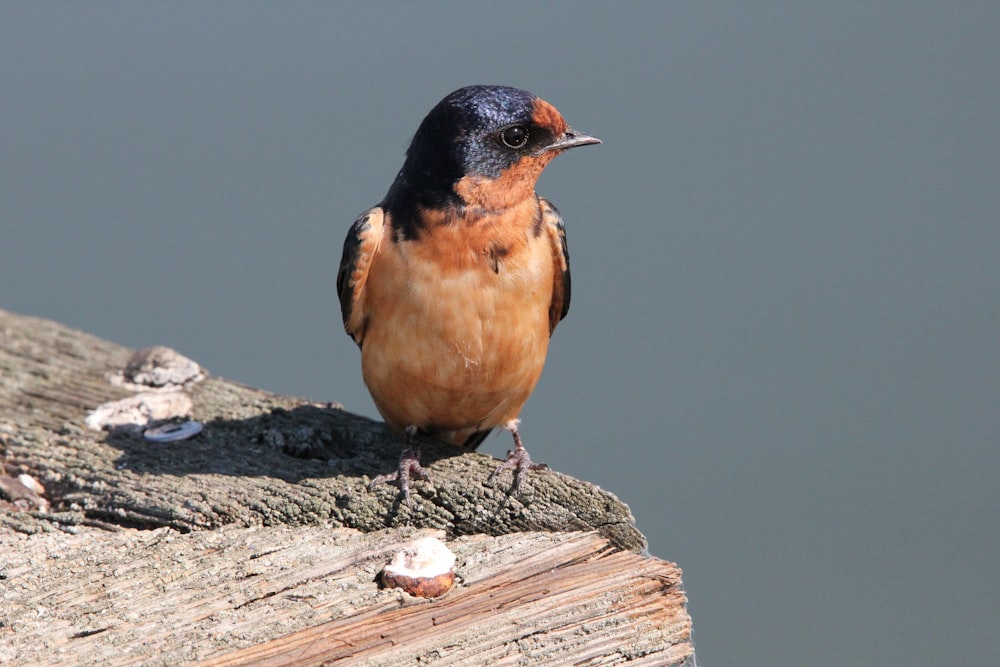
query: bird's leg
[
  {"left": 369, "top": 425, "right": 431, "bottom": 506},
  {"left": 489, "top": 420, "right": 548, "bottom": 492}
]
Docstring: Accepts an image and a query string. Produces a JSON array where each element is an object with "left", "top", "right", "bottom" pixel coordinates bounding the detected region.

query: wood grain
[
  {"left": 0, "top": 526, "right": 691, "bottom": 666},
  {"left": 0, "top": 309, "right": 694, "bottom": 665}
]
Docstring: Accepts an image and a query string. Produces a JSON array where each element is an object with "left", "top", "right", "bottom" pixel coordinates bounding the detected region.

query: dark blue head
[{"left": 386, "top": 85, "right": 599, "bottom": 211}]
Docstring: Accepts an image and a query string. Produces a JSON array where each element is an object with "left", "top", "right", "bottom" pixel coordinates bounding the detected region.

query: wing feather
[
  {"left": 540, "top": 197, "right": 571, "bottom": 334},
  {"left": 336, "top": 207, "right": 385, "bottom": 347}
]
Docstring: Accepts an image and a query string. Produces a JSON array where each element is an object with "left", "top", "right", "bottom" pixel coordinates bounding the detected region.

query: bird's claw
[
  {"left": 370, "top": 446, "right": 430, "bottom": 506},
  {"left": 489, "top": 443, "right": 548, "bottom": 493}
]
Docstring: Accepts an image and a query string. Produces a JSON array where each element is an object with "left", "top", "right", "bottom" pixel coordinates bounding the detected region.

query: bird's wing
[
  {"left": 336, "top": 207, "right": 385, "bottom": 347},
  {"left": 540, "top": 197, "right": 571, "bottom": 335}
]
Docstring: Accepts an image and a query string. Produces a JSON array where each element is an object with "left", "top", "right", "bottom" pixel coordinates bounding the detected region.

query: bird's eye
[{"left": 499, "top": 126, "right": 529, "bottom": 149}]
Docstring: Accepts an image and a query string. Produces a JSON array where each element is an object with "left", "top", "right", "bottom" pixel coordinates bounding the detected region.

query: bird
[{"left": 337, "top": 85, "right": 600, "bottom": 503}]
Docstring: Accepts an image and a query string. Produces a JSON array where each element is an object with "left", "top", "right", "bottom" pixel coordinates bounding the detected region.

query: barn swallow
[{"left": 337, "top": 85, "right": 599, "bottom": 503}]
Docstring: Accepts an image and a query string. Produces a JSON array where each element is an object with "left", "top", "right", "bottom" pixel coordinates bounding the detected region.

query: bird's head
[{"left": 394, "top": 85, "right": 600, "bottom": 211}]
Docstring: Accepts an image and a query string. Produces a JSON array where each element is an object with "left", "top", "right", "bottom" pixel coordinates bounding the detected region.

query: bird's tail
[{"left": 460, "top": 428, "right": 493, "bottom": 450}]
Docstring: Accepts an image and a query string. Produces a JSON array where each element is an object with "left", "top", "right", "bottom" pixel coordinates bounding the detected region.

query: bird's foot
[
  {"left": 488, "top": 422, "right": 548, "bottom": 494},
  {"left": 369, "top": 431, "right": 431, "bottom": 506}
]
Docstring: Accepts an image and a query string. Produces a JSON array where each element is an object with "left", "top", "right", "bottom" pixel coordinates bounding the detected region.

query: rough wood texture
[
  {"left": 0, "top": 308, "right": 642, "bottom": 550},
  {"left": 1, "top": 527, "right": 692, "bottom": 666},
  {"left": 0, "top": 310, "right": 694, "bottom": 665}
]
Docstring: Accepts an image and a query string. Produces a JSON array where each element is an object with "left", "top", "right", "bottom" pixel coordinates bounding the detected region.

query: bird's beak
[{"left": 543, "top": 128, "right": 602, "bottom": 153}]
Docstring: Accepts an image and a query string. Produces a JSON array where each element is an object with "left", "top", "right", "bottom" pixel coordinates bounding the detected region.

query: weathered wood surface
[
  {"left": 0, "top": 309, "right": 642, "bottom": 550},
  {"left": 0, "top": 309, "right": 694, "bottom": 665},
  {"left": 1, "top": 527, "right": 691, "bottom": 666}
]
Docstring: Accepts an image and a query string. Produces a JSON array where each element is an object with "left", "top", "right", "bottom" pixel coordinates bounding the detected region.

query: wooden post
[{"left": 0, "top": 309, "right": 694, "bottom": 665}]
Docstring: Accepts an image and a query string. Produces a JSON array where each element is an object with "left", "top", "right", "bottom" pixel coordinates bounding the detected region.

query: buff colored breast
[{"left": 360, "top": 203, "right": 554, "bottom": 445}]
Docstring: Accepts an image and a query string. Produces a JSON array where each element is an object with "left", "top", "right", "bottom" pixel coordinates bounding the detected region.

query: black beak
[{"left": 543, "top": 127, "right": 602, "bottom": 153}]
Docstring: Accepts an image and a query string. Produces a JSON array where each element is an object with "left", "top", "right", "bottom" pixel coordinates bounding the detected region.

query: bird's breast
[{"left": 360, "top": 202, "right": 554, "bottom": 436}]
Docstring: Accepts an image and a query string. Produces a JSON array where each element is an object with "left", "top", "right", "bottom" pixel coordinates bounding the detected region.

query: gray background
[{"left": 2, "top": 3, "right": 997, "bottom": 665}]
